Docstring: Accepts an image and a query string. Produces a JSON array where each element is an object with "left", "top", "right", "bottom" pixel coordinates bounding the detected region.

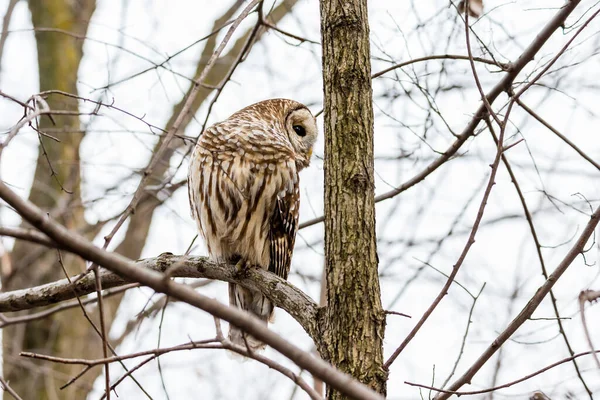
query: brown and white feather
[{"left": 188, "top": 99, "right": 317, "bottom": 351}]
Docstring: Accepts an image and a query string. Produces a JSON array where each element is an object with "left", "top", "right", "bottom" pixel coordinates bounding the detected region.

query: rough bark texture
[{"left": 319, "top": 0, "right": 387, "bottom": 398}]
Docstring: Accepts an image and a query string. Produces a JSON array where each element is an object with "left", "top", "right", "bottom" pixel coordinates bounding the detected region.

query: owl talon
[{"left": 235, "top": 259, "right": 249, "bottom": 272}]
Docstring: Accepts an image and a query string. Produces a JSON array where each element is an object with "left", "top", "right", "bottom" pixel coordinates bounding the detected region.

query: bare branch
[
  {"left": 299, "top": 0, "right": 583, "bottom": 231},
  {"left": 0, "top": 0, "right": 19, "bottom": 83},
  {"left": 384, "top": 60, "right": 507, "bottom": 367},
  {"left": 579, "top": 290, "right": 600, "bottom": 370},
  {"left": 0, "top": 253, "right": 320, "bottom": 339},
  {"left": 0, "top": 226, "right": 57, "bottom": 248},
  {"left": 0, "top": 284, "right": 138, "bottom": 328},
  {"left": 485, "top": 116, "right": 594, "bottom": 396},
  {"left": 407, "top": 350, "right": 600, "bottom": 396},
  {"left": 23, "top": 333, "right": 324, "bottom": 400},
  {"left": 436, "top": 204, "right": 600, "bottom": 399},
  {"left": 0, "top": 180, "right": 383, "bottom": 400}
]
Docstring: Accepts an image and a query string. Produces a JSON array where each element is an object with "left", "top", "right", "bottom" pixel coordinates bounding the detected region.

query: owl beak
[{"left": 307, "top": 147, "right": 313, "bottom": 160}]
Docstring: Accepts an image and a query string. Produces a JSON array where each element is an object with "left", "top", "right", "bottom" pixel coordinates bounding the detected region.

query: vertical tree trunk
[
  {"left": 2, "top": 2, "right": 97, "bottom": 399},
  {"left": 319, "top": 1, "right": 387, "bottom": 398}
]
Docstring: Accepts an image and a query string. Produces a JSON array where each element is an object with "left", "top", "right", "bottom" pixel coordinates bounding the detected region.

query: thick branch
[{"left": 0, "top": 254, "right": 320, "bottom": 341}]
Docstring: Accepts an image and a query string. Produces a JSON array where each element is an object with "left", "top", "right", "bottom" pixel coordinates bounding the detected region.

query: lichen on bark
[{"left": 319, "top": 0, "right": 387, "bottom": 398}]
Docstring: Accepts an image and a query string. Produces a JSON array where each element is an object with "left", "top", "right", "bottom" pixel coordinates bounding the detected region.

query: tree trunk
[
  {"left": 1, "top": 2, "right": 302, "bottom": 399},
  {"left": 319, "top": 0, "right": 387, "bottom": 398},
  {"left": 2, "top": 2, "right": 98, "bottom": 399}
]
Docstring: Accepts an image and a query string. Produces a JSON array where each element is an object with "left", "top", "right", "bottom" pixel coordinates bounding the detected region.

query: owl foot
[{"left": 234, "top": 258, "right": 250, "bottom": 272}]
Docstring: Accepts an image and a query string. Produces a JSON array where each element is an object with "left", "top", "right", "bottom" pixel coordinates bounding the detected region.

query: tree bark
[{"left": 319, "top": 0, "right": 387, "bottom": 398}]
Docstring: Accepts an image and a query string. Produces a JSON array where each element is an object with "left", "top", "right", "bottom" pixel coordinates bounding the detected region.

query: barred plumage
[{"left": 188, "top": 99, "right": 317, "bottom": 351}]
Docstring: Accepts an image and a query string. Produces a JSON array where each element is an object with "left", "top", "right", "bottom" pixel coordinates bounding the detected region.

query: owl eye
[{"left": 293, "top": 125, "right": 306, "bottom": 137}]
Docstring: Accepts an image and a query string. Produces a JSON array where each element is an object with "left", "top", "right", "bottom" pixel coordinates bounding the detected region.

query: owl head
[
  {"left": 231, "top": 99, "right": 318, "bottom": 170},
  {"left": 283, "top": 102, "right": 318, "bottom": 169}
]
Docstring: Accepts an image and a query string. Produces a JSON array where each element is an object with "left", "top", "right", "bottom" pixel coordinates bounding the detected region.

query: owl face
[
  {"left": 228, "top": 99, "right": 318, "bottom": 170},
  {"left": 284, "top": 107, "right": 318, "bottom": 169}
]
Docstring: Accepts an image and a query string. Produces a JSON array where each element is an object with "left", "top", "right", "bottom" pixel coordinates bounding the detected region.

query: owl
[{"left": 188, "top": 99, "right": 318, "bottom": 350}]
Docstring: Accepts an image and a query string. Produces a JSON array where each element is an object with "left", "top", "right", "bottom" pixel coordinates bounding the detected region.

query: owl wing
[
  {"left": 268, "top": 184, "right": 299, "bottom": 280},
  {"left": 189, "top": 122, "right": 298, "bottom": 267}
]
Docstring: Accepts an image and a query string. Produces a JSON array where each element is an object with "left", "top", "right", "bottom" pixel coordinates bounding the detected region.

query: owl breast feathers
[{"left": 188, "top": 99, "right": 317, "bottom": 351}]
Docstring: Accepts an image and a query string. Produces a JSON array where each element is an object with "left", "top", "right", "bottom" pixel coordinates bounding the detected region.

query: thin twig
[
  {"left": 0, "top": 95, "right": 49, "bottom": 158},
  {"left": 0, "top": 374, "right": 24, "bottom": 400},
  {"left": 384, "top": 63, "right": 510, "bottom": 368},
  {"left": 515, "top": 98, "right": 600, "bottom": 171},
  {"left": 99, "top": 356, "right": 156, "bottom": 400},
  {"left": 260, "top": 19, "right": 319, "bottom": 45},
  {"left": 93, "top": 266, "right": 111, "bottom": 400},
  {"left": 407, "top": 350, "right": 600, "bottom": 396},
  {"left": 464, "top": 0, "right": 503, "bottom": 127},
  {"left": 156, "top": 295, "right": 171, "bottom": 400},
  {"left": 38, "top": 90, "right": 169, "bottom": 136},
  {"left": 0, "top": 90, "right": 33, "bottom": 109},
  {"left": 21, "top": 340, "right": 221, "bottom": 366},
  {"left": 384, "top": 310, "right": 411, "bottom": 318},
  {"left": 440, "top": 283, "right": 486, "bottom": 388},
  {"left": 371, "top": 54, "right": 508, "bottom": 79}
]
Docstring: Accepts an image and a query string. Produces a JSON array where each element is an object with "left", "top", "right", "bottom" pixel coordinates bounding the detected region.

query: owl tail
[{"left": 228, "top": 283, "right": 273, "bottom": 352}]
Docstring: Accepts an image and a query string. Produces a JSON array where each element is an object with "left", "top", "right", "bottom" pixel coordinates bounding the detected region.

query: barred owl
[{"left": 188, "top": 99, "right": 317, "bottom": 350}]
